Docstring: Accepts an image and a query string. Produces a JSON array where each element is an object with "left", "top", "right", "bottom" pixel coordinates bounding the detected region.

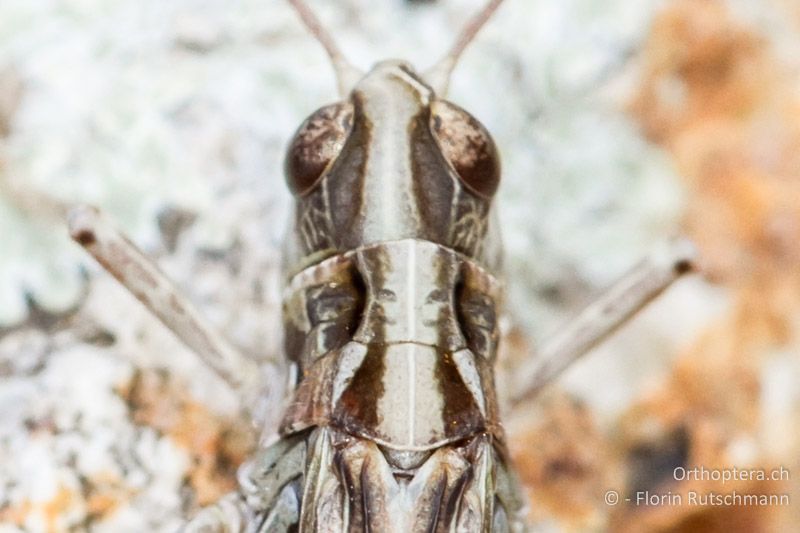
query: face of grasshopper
[
  {"left": 55, "top": 3, "right": 691, "bottom": 530},
  {"left": 280, "top": 58, "right": 507, "bottom": 448},
  {"left": 283, "top": 60, "right": 502, "bottom": 273},
  {"left": 182, "top": 3, "right": 529, "bottom": 530},
  {"left": 272, "top": 58, "right": 522, "bottom": 531}
]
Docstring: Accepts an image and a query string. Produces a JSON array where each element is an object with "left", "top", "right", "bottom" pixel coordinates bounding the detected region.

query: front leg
[
  {"left": 180, "top": 493, "right": 252, "bottom": 533},
  {"left": 182, "top": 486, "right": 302, "bottom": 533},
  {"left": 184, "top": 434, "right": 306, "bottom": 532}
]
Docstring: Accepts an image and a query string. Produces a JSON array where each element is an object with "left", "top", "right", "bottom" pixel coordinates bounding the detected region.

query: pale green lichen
[{"left": 0, "top": 0, "right": 690, "bottom": 528}]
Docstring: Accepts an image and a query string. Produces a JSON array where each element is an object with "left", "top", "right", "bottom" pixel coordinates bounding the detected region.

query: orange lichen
[
  {"left": 0, "top": 499, "right": 32, "bottom": 528},
  {"left": 509, "top": 393, "right": 618, "bottom": 530},
  {"left": 43, "top": 487, "right": 74, "bottom": 532},
  {"left": 0, "top": 472, "right": 135, "bottom": 529},
  {"left": 120, "top": 369, "right": 254, "bottom": 507},
  {"left": 614, "top": 0, "right": 800, "bottom": 530},
  {"left": 630, "top": 0, "right": 800, "bottom": 422},
  {"left": 0, "top": 486, "right": 75, "bottom": 533},
  {"left": 84, "top": 472, "right": 135, "bottom": 521},
  {"left": 633, "top": 0, "right": 800, "bottom": 287},
  {"left": 0, "top": 371, "right": 253, "bottom": 529},
  {"left": 513, "top": 1, "right": 800, "bottom": 530}
]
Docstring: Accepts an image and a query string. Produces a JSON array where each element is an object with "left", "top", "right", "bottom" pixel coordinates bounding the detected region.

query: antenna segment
[
  {"left": 425, "top": 0, "right": 506, "bottom": 95},
  {"left": 286, "top": 0, "right": 363, "bottom": 96}
]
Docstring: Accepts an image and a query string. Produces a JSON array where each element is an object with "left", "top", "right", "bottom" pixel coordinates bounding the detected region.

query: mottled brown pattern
[
  {"left": 283, "top": 321, "right": 306, "bottom": 365},
  {"left": 470, "top": 352, "right": 503, "bottom": 439},
  {"left": 431, "top": 100, "right": 501, "bottom": 199},
  {"left": 428, "top": 248, "right": 465, "bottom": 353},
  {"left": 302, "top": 263, "right": 365, "bottom": 367},
  {"left": 324, "top": 435, "right": 516, "bottom": 532},
  {"left": 285, "top": 102, "right": 353, "bottom": 196},
  {"left": 272, "top": 61, "right": 522, "bottom": 530},
  {"left": 284, "top": 64, "right": 498, "bottom": 270},
  {"left": 351, "top": 246, "right": 390, "bottom": 345},
  {"left": 324, "top": 95, "right": 371, "bottom": 251},
  {"left": 296, "top": 188, "right": 333, "bottom": 254},
  {"left": 333, "top": 344, "right": 386, "bottom": 436},
  {"left": 409, "top": 108, "right": 457, "bottom": 245},
  {"left": 280, "top": 351, "right": 339, "bottom": 435},
  {"left": 449, "top": 190, "right": 490, "bottom": 259},
  {"left": 455, "top": 279, "right": 498, "bottom": 360},
  {"left": 436, "top": 351, "right": 484, "bottom": 439}
]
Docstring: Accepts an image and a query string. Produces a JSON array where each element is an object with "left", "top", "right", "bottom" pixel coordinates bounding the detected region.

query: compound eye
[
  {"left": 285, "top": 102, "right": 353, "bottom": 196},
  {"left": 430, "top": 100, "right": 500, "bottom": 198}
]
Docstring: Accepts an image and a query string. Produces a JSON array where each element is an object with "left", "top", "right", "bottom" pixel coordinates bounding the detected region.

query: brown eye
[
  {"left": 430, "top": 100, "right": 500, "bottom": 198},
  {"left": 285, "top": 102, "right": 353, "bottom": 196}
]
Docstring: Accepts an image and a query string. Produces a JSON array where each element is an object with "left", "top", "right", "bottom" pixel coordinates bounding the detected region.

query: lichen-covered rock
[{"left": 0, "top": 0, "right": 725, "bottom": 531}]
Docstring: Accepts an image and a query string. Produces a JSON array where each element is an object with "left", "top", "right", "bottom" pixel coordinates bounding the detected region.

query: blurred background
[{"left": 0, "top": 0, "right": 798, "bottom": 531}]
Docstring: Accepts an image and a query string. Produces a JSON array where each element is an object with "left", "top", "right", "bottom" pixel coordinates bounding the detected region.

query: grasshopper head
[
  {"left": 283, "top": 1, "right": 505, "bottom": 272},
  {"left": 284, "top": 59, "right": 500, "bottom": 266}
]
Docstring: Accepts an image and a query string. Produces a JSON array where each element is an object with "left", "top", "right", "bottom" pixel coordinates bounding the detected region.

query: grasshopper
[{"left": 66, "top": 0, "right": 695, "bottom": 530}]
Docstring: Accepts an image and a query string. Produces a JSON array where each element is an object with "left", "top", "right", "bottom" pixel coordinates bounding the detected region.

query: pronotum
[{"left": 63, "top": 0, "right": 695, "bottom": 530}]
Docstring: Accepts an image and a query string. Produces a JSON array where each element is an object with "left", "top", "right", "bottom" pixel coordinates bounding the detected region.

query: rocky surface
[{"left": 0, "top": 0, "right": 796, "bottom": 531}]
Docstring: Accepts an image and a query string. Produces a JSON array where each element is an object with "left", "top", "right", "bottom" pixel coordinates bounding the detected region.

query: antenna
[
  {"left": 286, "top": 0, "right": 363, "bottom": 96},
  {"left": 425, "top": 0, "right": 506, "bottom": 95}
]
